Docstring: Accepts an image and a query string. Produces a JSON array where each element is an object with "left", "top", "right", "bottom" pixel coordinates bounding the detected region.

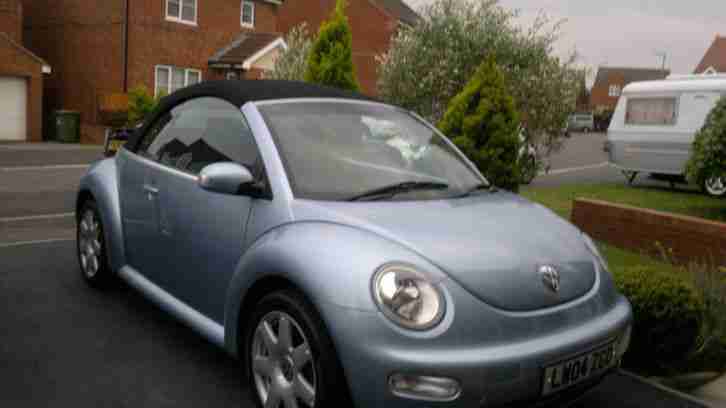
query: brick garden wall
[{"left": 571, "top": 198, "right": 726, "bottom": 267}]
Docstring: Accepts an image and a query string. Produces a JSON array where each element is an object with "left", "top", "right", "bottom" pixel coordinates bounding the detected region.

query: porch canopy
[{"left": 208, "top": 32, "right": 286, "bottom": 72}]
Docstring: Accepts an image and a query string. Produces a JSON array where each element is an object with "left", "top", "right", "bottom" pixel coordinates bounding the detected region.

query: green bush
[
  {"left": 304, "top": 0, "right": 360, "bottom": 92},
  {"left": 127, "top": 85, "right": 162, "bottom": 127},
  {"left": 268, "top": 23, "right": 313, "bottom": 81},
  {"left": 438, "top": 57, "right": 521, "bottom": 191},
  {"left": 613, "top": 265, "right": 704, "bottom": 373},
  {"left": 686, "top": 95, "right": 726, "bottom": 189}
]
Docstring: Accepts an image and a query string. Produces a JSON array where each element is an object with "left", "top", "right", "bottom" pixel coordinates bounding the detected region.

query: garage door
[{"left": 0, "top": 77, "right": 27, "bottom": 141}]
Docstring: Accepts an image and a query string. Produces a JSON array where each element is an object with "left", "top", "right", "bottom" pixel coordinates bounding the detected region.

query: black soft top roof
[{"left": 126, "top": 80, "right": 374, "bottom": 151}]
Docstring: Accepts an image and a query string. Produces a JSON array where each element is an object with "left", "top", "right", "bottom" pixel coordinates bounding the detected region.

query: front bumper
[{"left": 323, "top": 279, "right": 632, "bottom": 408}]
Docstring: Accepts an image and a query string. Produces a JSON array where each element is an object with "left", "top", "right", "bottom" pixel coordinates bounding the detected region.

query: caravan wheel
[
  {"left": 622, "top": 171, "right": 639, "bottom": 186},
  {"left": 704, "top": 175, "right": 726, "bottom": 198}
]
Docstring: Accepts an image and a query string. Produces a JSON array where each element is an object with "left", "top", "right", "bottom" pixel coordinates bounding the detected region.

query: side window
[
  {"left": 625, "top": 97, "right": 678, "bottom": 126},
  {"left": 140, "top": 97, "right": 261, "bottom": 176},
  {"left": 137, "top": 113, "right": 173, "bottom": 156}
]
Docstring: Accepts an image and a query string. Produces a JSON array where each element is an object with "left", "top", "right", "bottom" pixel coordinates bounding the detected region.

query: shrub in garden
[
  {"left": 127, "top": 86, "right": 162, "bottom": 127},
  {"left": 304, "top": 0, "right": 360, "bottom": 92},
  {"left": 377, "top": 0, "right": 582, "bottom": 158},
  {"left": 438, "top": 58, "right": 521, "bottom": 191},
  {"left": 267, "top": 23, "right": 313, "bottom": 81},
  {"left": 613, "top": 265, "right": 704, "bottom": 373},
  {"left": 685, "top": 95, "right": 726, "bottom": 192}
]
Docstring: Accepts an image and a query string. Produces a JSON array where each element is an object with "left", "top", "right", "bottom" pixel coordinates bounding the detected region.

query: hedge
[{"left": 614, "top": 265, "right": 704, "bottom": 373}]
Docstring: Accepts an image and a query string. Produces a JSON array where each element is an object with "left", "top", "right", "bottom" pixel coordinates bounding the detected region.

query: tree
[
  {"left": 685, "top": 95, "right": 726, "bottom": 195},
  {"left": 267, "top": 23, "right": 313, "bottom": 81},
  {"left": 304, "top": 0, "right": 360, "bottom": 92},
  {"left": 377, "top": 0, "right": 582, "bottom": 157},
  {"left": 438, "top": 58, "right": 521, "bottom": 191}
]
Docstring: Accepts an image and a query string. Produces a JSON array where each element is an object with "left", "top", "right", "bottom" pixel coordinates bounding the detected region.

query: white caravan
[{"left": 606, "top": 74, "right": 726, "bottom": 196}]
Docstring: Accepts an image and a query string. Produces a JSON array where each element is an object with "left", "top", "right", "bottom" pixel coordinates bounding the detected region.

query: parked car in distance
[
  {"left": 606, "top": 74, "right": 726, "bottom": 197},
  {"left": 567, "top": 113, "right": 595, "bottom": 133},
  {"left": 76, "top": 80, "right": 632, "bottom": 408}
]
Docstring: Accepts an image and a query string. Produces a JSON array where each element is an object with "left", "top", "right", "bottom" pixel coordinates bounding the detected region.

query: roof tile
[
  {"left": 695, "top": 35, "right": 726, "bottom": 73},
  {"left": 593, "top": 67, "right": 670, "bottom": 87},
  {"left": 209, "top": 32, "right": 282, "bottom": 65}
]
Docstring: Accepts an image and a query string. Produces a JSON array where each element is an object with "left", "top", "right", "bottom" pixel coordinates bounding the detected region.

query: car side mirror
[{"left": 198, "top": 162, "right": 255, "bottom": 195}]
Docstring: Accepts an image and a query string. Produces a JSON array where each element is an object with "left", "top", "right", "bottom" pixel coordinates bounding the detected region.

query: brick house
[
  {"left": 694, "top": 35, "right": 726, "bottom": 74},
  {"left": 22, "top": 0, "right": 287, "bottom": 144},
  {"left": 590, "top": 67, "right": 670, "bottom": 112},
  {"left": 277, "top": 0, "right": 419, "bottom": 96},
  {"left": 0, "top": 0, "right": 50, "bottom": 142}
]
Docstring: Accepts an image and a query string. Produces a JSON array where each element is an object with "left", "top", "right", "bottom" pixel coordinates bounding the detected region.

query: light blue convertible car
[{"left": 76, "top": 80, "right": 632, "bottom": 408}]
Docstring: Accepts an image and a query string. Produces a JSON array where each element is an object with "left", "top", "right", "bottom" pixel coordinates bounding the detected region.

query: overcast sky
[{"left": 405, "top": 0, "right": 724, "bottom": 81}]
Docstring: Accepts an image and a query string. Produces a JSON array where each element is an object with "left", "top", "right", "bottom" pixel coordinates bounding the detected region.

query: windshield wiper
[
  {"left": 458, "top": 182, "right": 496, "bottom": 197},
  {"left": 348, "top": 181, "right": 449, "bottom": 201}
]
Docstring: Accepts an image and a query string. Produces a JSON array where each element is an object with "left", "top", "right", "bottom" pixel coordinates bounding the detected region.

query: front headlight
[
  {"left": 372, "top": 264, "right": 445, "bottom": 330},
  {"left": 583, "top": 233, "right": 608, "bottom": 270}
]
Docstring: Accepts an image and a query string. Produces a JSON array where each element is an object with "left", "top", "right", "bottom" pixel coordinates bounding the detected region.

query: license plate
[{"left": 541, "top": 342, "right": 616, "bottom": 396}]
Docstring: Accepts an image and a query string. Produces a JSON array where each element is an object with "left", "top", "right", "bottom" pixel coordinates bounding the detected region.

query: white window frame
[
  {"left": 241, "top": 1, "right": 255, "bottom": 28},
  {"left": 166, "top": 0, "right": 198, "bottom": 26},
  {"left": 155, "top": 65, "right": 203, "bottom": 97},
  {"left": 625, "top": 97, "right": 679, "bottom": 126},
  {"left": 608, "top": 84, "right": 621, "bottom": 98}
]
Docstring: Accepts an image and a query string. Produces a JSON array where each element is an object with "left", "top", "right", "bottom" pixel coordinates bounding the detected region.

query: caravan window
[{"left": 625, "top": 98, "right": 678, "bottom": 126}]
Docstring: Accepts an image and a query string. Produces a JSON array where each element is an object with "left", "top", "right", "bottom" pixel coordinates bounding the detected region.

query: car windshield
[{"left": 258, "top": 101, "right": 486, "bottom": 201}]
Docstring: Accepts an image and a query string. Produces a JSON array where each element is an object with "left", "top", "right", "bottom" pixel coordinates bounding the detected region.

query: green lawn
[
  {"left": 521, "top": 183, "right": 726, "bottom": 223},
  {"left": 519, "top": 182, "right": 723, "bottom": 276}
]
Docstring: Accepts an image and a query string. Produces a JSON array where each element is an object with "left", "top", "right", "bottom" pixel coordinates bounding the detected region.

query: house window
[
  {"left": 166, "top": 0, "right": 197, "bottom": 25},
  {"left": 608, "top": 85, "right": 621, "bottom": 98},
  {"left": 625, "top": 97, "right": 678, "bottom": 126},
  {"left": 241, "top": 1, "right": 255, "bottom": 27},
  {"left": 155, "top": 66, "right": 202, "bottom": 96}
]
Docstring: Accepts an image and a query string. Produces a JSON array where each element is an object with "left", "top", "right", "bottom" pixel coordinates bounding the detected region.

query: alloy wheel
[
  {"left": 78, "top": 209, "right": 102, "bottom": 278},
  {"left": 705, "top": 175, "right": 726, "bottom": 197},
  {"left": 251, "top": 311, "right": 317, "bottom": 408}
]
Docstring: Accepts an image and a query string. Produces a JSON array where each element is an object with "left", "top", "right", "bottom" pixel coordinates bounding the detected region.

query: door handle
[
  {"left": 143, "top": 184, "right": 159, "bottom": 201},
  {"left": 143, "top": 185, "right": 159, "bottom": 194}
]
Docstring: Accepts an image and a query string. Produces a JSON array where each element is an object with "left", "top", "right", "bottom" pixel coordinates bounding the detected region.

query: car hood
[{"left": 291, "top": 192, "right": 597, "bottom": 311}]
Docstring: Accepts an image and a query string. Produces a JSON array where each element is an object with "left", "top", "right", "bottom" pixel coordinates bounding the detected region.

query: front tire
[
  {"left": 245, "top": 290, "right": 350, "bottom": 408},
  {"left": 76, "top": 199, "right": 114, "bottom": 288}
]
